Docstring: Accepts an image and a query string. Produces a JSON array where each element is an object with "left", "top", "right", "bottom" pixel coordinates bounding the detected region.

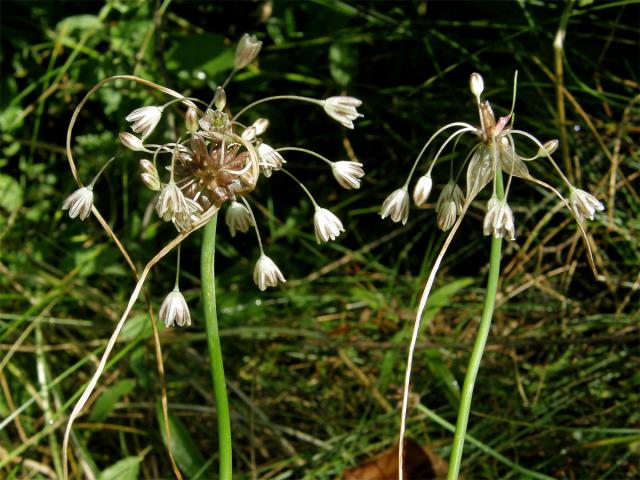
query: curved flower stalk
[
  {"left": 61, "top": 33, "right": 364, "bottom": 480},
  {"left": 379, "top": 72, "right": 604, "bottom": 479}
]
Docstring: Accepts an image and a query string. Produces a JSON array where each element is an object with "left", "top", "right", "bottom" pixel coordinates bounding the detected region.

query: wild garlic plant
[
  {"left": 61, "top": 33, "right": 363, "bottom": 480},
  {"left": 380, "top": 72, "right": 603, "bottom": 479}
]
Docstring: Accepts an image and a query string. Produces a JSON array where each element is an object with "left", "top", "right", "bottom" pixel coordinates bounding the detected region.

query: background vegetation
[{"left": 1, "top": 0, "right": 638, "bottom": 478}]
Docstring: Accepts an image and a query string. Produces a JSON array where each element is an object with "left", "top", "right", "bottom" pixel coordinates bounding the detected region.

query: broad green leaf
[
  {"left": 89, "top": 379, "right": 136, "bottom": 422},
  {"left": 0, "top": 174, "right": 23, "bottom": 213},
  {"left": 424, "top": 348, "right": 460, "bottom": 407},
  {"left": 155, "top": 403, "right": 209, "bottom": 478},
  {"left": 99, "top": 456, "right": 141, "bottom": 480},
  {"left": 130, "top": 347, "right": 151, "bottom": 389},
  {"left": 378, "top": 278, "right": 473, "bottom": 394},
  {"left": 348, "top": 286, "right": 385, "bottom": 310},
  {"left": 329, "top": 41, "right": 359, "bottom": 87},
  {"left": 57, "top": 15, "right": 101, "bottom": 34},
  {"left": 167, "top": 34, "right": 234, "bottom": 80},
  {"left": 0, "top": 105, "right": 22, "bottom": 132},
  {"left": 73, "top": 247, "right": 99, "bottom": 278},
  {"left": 121, "top": 314, "right": 153, "bottom": 341}
]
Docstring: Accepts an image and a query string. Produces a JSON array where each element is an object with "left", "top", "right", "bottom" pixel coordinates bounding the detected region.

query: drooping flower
[
  {"left": 225, "top": 201, "right": 254, "bottom": 237},
  {"left": 257, "top": 143, "right": 285, "bottom": 177},
  {"left": 436, "top": 182, "right": 464, "bottom": 214},
  {"left": 322, "top": 96, "right": 363, "bottom": 129},
  {"left": 159, "top": 288, "right": 191, "bottom": 327},
  {"left": 380, "top": 188, "right": 410, "bottom": 225},
  {"left": 570, "top": 188, "right": 604, "bottom": 223},
  {"left": 437, "top": 200, "right": 457, "bottom": 231},
  {"left": 331, "top": 161, "right": 365, "bottom": 190},
  {"left": 62, "top": 186, "right": 94, "bottom": 221},
  {"left": 483, "top": 197, "right": 515, "bottom": 240},
  {"left": 435, "top": 182, "right": 465, "bottom": 232},
  {"left": 313, "top": 207, "right": 344, "bottom": 243},
  {"left": 234, "top": 33, "right": 262, "bottom": 70},
  {"left": 413, "top": 173, "right": 433, "bottom": 207},
  {"left": 253, "top": 254, "right": 286, "bottom": 291},
  {"left": 125, "top": 106, "right": 163, "bottom": 139},
  {"left": 155, "top": 181, "right": 203, "bottom": 230}
]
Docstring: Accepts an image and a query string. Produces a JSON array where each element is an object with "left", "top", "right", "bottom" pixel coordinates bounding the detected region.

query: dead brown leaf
[{"left": 342, "top": 438, "right": 449, "bottom": 480}]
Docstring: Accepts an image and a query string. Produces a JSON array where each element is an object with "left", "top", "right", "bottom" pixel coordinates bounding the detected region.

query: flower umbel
[
  {"left": 159, "top": 288, "right": 191, "bottom": 327},
  {"left": 62, "top": 186, "right": 94, "bottom": 220},
  {"left": 253, "top": 254, "right": 286, "bottom": 291},
  {"left": 392, "top": 71, "right": 605, "bottom": 480},
  {"left": 313, "top": 207, "right": 344, "bottom": 243},
  {"left": 61, "top": 33, "right": 367, "bottom": 480}
]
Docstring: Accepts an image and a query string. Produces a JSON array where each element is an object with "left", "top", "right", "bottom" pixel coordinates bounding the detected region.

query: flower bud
[
  {"left": 185, "top": 107, "right": 199, "bottom": 133},
  {"left": 470, "top": 72, "right": 484, "bottom": 99},
  {"left": 241, "top": 126, "right": 257, "bottom": 142},
  {"left": 412, "top": 173, "right": 433, "bottom": 207},
  {"left": 119, "top": 132, "right": 146, "bottom": 152},
  {"left": 139, "top": 159, "right": 160, "bottom": 191},
  {"left": 234, "top": 33, "right": 262, "bottom": 70},
  {"left": 252, "top": 118, "right": 270, "bottom": 136},
  {"left": 213, "top": 87, "right": 226, "bottom": 111},
  {"left": 537, "top": 139, "right": 559, "bottom": 158}
]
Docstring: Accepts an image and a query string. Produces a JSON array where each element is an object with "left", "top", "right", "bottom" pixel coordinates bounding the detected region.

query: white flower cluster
[
  {"left": 62, "top": 33, "right": 365, "bottom": 315},
  {"left": 379, "top": 72, "right": 604, "bottom": 242}
]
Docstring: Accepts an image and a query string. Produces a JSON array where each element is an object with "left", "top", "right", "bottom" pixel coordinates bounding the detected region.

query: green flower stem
[
  {"left": 200, "top": 214, "right": 232, "bottom": 480},
  {"left": 447, "top": 234, "right": 502, "bottom": 479},
  {"left": 447, "top": 156, "right": 504, "bottom": 479}
]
